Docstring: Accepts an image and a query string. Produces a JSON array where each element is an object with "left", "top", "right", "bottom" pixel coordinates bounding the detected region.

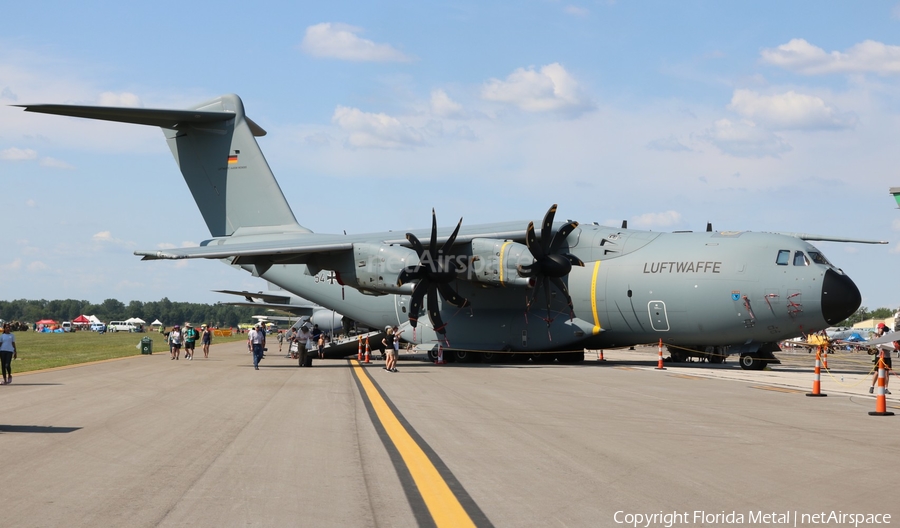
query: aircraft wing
[
  {"left": 135, "top": 225, "right": 528, "bottom": 262},
  {"left": 224, "top": 301, "right": 316, "bottom": 316},
  {"left": 135, "top": 240, "right": 355, "bottom": 263},
  {"left": 855, "top": 332, "right": 900, "bottom": 348},
  {"left": 214, "top": 289, "right": 293, "bottom": 304}
]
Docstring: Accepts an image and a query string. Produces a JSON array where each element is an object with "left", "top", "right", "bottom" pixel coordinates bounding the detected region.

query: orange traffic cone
[
  {"left": 655, "top": 339, "right": 666, "bottom": 370},
  {"left": 806, "top": 346, "right": 827, "bottom": 397},
  {"left": 435, "top": 344, "right": 446, "bottom": 365},
  {"left": 822, "top": 347, "right": 829, "bottom": 370},
  {"left": 869, "top": 351, "right": 894, "bottom": 416},
  {"left": 364, "top": 337, "right": 371, "bottom": 364},
  {"left": 357, "top": 336, "right": 363, "bottom": 362},
  {"left": 598, "top": 349, "right": 606, "bottom": 362}
]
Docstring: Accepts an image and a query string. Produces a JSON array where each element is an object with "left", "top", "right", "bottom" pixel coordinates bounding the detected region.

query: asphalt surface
[{"left": 2, "top": 342, "right": 897, "bottom": 527}]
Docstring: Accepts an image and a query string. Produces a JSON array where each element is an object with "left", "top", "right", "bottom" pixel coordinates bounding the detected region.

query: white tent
[
  {"left": 150, "top": 319, "right": 163, "bottom": 326},
  {"left": 125, "top": 317, "right": 146, "bottom": 325},
  {"left": 88, "top": 315, "right": 102, "bottom": 324}
]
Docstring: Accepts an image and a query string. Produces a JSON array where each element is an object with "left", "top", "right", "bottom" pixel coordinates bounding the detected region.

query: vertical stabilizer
[
  {"left": 164, "top": 94, "right": 306, "bottom": 237},
  {"left": 18, "top": 94, "right": 308, "bottom": 238}
]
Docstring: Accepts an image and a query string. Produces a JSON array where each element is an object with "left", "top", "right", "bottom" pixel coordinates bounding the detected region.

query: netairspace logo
[{"left": 613, "top": 510, "right": 891, "bottom": 527}]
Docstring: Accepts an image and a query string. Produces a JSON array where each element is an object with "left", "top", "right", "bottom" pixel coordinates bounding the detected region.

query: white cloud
[
  {"left": 98, "top": 91, "right": 142, "bottom": 107},
  {"left": 331, "top": 106, "right": 426, "bottom": 149},
  {"left": 728, "top": 89, "right": 856, "bottom": 130},
  {"left": 564, "top": 5, "right": 589, "bottom": 16},
  {"left": 39, "top": 157, "right": 75, "bottom": 169},
  {"left": 431, "top": 89, "right": 464, "bottom": 118},
  {"left": 761, "top": 38, "right": 900, "bottom": 75},
  {"left": 700, "top": 118, "right": 791, "bottom": 158},
  {"left": 481, "top": 63, "right": 593, "bottom": 115},
  {"left": 631, "top": 210, "right": 684, "bottom": 229},
  {"left": 92, "top": 231, "right": 113, "bottom": 242},
  {"left": 2, "top": 259, "right": 22, "bottom": 272},
  {"left": 299, "top": 23, "right": 412, "bottom": 62},
  {"left": 646, "top": 135, "right": 691, "bottom": 152},
  {"left": 0, "top": 147, "right": 37, "bottom": 161},
  {"left": 27, "top": 261, "right": 49, "bottom": 272},
  {"left": 25, "top": 199, "right": 35, "bottom": 207}
]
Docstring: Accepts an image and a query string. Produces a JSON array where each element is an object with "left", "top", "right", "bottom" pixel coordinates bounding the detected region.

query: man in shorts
[{"left": 169, "top": 325, "right": 182, "bottom": 360}]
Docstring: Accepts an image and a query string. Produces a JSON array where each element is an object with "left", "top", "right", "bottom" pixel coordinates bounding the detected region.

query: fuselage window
[
  {"left": 793, "top": 251, "right": 809, "bottom": 266},
  {"left": 808, "top": 251, "right": 831, "bottom": 266},
  {"left": 776, "top": 250, "right": 790, "bottom": 265}
]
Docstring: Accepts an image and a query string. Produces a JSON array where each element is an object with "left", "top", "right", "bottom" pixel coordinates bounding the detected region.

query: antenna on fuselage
[
  {"left": 706, "top": 222, "right": 713, "bottom": 232},
  {"left": 621, "top": 220, "right": 627, "bottom": 229}
]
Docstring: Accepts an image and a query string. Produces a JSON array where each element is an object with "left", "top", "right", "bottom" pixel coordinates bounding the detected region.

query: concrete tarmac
[{"left": 2, "top": 343, "right": 897, "bottom": 527}]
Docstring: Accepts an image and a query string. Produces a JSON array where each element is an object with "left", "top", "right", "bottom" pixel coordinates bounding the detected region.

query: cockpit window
[
  {"left": 776, "top": 250, "right": 790, "bottom": 265},
  {"left": 793, "top": 251, "right": 809, "bottom": 266},
  {"left": 808, "top": 251, "right": 831, "bottom": 266}
]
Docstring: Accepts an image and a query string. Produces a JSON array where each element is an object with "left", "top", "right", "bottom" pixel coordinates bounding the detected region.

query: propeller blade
[
  {"left": 525, "top": 221, "right": 546, "bottom": 261},
  {"left": 543, "top": 276, "right": 553, "bottom": 320},
  {"left": 517, "top": 262, "right": 537, "bottom": 278},
  {"left": 540, "top": 204, "right": 558, "bottom": 254},
  {"left": 441, "top": 217, "right": 464, "bottom": 253},
  {"left": 429, "top": 208, "right": 438, "bottom": 259},
  {"left": 438, "top": 282, "right": 470, "bottom": 308},
  {"left": 549, "top": 220, "right": 579, "bottom": 253},
  {"left": 408, "top": 281, "right": 428, "bottom": 328},
  {"left": 564, "top": 254, "right": 585, "bottom": 267},
  {"left": 527, "top": 275, "right": 545, "bottom": 311},
  {"left": 406, "top": 233, "right": 425, "bottom": 257},
  {"left": 427, "top": 286, "right": 447, "bottom": 334},
  {"left": 549, "top": 275, "right": 575, "bottom": 313},
  {"left": 397, "top": 265, "right": 425, "bottom": 287}
]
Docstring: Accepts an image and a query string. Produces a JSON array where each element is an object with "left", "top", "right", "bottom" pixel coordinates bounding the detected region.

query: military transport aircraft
[
  {"left": 215, "top": 288, "right": 356, "bottom": 335},
  {"left": 18, "top": 94, "right": 886, "bottom": 369}
]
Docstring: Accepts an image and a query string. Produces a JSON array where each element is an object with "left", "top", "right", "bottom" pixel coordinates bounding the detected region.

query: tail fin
[{"left": 18, "top": 94, "right": 308, "bottom": 238}]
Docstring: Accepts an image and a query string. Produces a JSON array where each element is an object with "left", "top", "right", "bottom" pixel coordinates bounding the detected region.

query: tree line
[{"left": 0, "top": 298, "right": 259, "bottom": 328}]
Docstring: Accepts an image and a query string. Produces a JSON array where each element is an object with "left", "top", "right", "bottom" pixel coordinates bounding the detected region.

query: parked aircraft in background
[
  {"left": 215, "top": 288, "right": 356, "bottom": 335},
  {"left": 19, "top": 94, "right": 886, "bottom": 369}
]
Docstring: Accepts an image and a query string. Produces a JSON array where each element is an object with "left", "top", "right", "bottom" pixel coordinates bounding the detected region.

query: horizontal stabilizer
[
  {"left": 136, "top": 240, "right": 354, "bottom": 261},
  {"left": 16, "top": 103, "right": 268, "bottom": 136}
]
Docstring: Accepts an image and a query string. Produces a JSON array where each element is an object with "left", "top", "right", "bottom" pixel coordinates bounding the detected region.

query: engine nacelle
[
  {"left": 313, "top": 243, "right": 416, "bottom": 295},
  {"left": 464, "top": 238, "right": 533, "bottom": 288}
]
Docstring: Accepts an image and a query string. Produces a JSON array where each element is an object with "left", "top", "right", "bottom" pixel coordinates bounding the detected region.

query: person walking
[
  {"left": 248, "top": 324, "right": 264, "bottom": 370},
  {"left": 0, "top": 322, "right": 18, "bottom": 384},
  {"left": 169, "top": 325, "right": 183, "bottom": 360},
  {"left": 183, "top": 323, "right": 198, "bottom": 360},
  {"left": 201, "top": 324, "right": 212, "bottom": 358},
  {"left": 869, "top": 323, "right": 895, "bottom": 394},
  {"left": 317, "top": 332, "right": 326, "bottom": 359},
  {"left": 277, "top": 330, "right": 284, "bottom": 355}
]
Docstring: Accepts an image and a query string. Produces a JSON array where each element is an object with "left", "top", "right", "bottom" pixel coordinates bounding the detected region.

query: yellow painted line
[
  {"left": 669, "top": 374, "right": 706, "bottom": 380},
  {"left": 351, "top": 362, "right": 475, "bottom": 528},
  {"left": 498, "top": 240, "right": 512, "bottom": 286},
  {"left": 614, "top": 366, "right": 639, "bottom": 371},
  {"left": 749, "top": 385, "right": 805, "bottom": 394},
  {"left": 590, "top": 260, "right": 602, "bottom": 335}
]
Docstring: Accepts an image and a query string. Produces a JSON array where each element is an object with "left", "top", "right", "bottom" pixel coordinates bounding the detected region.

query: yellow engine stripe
[
  {"left": 498, "top": 240, "right": 512, "bottom": 286},
  {"left": 590, "top": 260, "right": 602, "bottom": 335},
  {"left": 351, "top": 362, "right": 476, "bottom": 527}
]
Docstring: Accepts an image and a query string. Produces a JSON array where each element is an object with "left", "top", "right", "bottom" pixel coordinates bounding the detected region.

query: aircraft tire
[
  {"left": 669, "top": 349, "right": 687, "bottom": 363},
  {"left": 481, "top": 351, "right": 496, "bottom": 362},
  {"left": 707, "top": 347, "right": 725, "bottom": 364},
  {"left": 739, "top": 353, "right": 765, "bottom": 371},
  {"left": 427, "top": 349, "right": 440, "bottom": 362},
  {"left": 453, "top": 350, "right": 474, "bottom": 363}
]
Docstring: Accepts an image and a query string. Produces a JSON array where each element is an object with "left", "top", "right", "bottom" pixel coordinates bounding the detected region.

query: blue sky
[{"left": 1, "top": 0, "right": 899, "bottom": 312}]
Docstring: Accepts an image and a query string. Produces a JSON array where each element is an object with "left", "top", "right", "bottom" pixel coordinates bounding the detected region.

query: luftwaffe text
[{"left": 642, "top": 261, "right": 722, "bottom": 274}]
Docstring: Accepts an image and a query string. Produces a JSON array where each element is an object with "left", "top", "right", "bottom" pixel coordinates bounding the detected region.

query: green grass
[{"left": 7, "top": 330, "right": 248, "bottom": 373}]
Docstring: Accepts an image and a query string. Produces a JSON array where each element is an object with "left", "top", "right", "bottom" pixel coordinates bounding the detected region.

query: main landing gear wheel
[{"left": 739, "top": 353, "right": 765, "bottom": 371}]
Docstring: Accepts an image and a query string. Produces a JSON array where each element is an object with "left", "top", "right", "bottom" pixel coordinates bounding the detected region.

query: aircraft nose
[{"left": 821, "top": 268, "right": 861, "bottom": 325}]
